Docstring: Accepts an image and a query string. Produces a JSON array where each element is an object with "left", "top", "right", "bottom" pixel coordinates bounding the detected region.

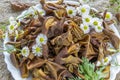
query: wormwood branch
[{"left": 69, "top": 58, "right": 105, "bottom": 80}]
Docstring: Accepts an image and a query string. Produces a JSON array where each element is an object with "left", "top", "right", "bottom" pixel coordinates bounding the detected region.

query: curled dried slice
[
  {"left": 104, "top": 29, "right": 120, "bottom": 49},
  {"left": 54, "top": 9, "right": 66, "bottom": 19},
  {"left": 20, "top": 63, "right": 29, "bottom": 78},
  {"left": 55, "top": 47, "right": 68, "bottom": 64},
  {"left": 51, "top": 30, "right": 73, "bottom": 47},
  {"left": 79, "top": 35, "right": 96, "bottom": 60},
  {"left": 69, "top": 21, "right": 83, "bottom": 42},
  {"left": 44, "top": 17, "right": 57, "bottom": 30},
  {"left": 116, "top": 13, "right": 120, "bottom": 22},
  {"left": 33, "top": 69, "right": 52, "bottom": 80},
  {"left": 43, "top": 2, "right": 64, "bottom": 14},
  {"left": 27, "top": 58, "right": 46, "bottom": 70},
  {"left": 10, "top": 53, "right": 19, "bottom": 68},
  {"left": 61, "top": 55, "right": 82, "bottom": 64},
  {"left": 67, "top": 43, "right": 80, "bottom": 57}
]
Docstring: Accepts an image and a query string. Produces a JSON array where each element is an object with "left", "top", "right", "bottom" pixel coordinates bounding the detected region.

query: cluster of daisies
[
  {"left": 21, "top": 34, "right": 47, "bottom": 57},
  {"left": 66, "top": 3, "right": 113, "bottom": 34},
  {"left": 7, "top": 4, "right": 47, "bottom": 57},
  {"left": 17, "top": 4, "right": 46, "bottom": 21}
]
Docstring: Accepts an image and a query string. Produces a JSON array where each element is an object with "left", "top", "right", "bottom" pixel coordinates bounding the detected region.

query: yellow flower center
[
  {"left": 84, "top": 25, "right": 88, "bottom": 30},
  {"left": 81, "top": 8, "right": 86, "bottom": 13},
  {"left": 104, "top": 58, "right": 108, "bottom": 63},
  {"left": 97, "top": 26, "right": 102, "bottom": 30},
  {"left": 68, "top": 10, "right": 73, "bottom": 14},
  {"left": 36, "top": 47, "right": 41, "bottom": 53},
  {"left": 22, "top": 49, "right": 26, "bottom": 54},
  {"left": 85, "top": 18, "right": 90, "bottom": 22},
  {"left": 10, "top": 25, "right": 14, "bottom": 30},
  {"left": 39, "top": 37, "right": 44, "bottom": 42},
  {"left": 106, "top": 13, "right": 110, "bottom": 19},
  {"left": 93, "top": 21, "right": 98, "bottom": 26}
]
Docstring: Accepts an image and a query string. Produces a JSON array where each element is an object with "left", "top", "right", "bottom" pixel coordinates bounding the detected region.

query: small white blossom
[
  {"left": 102, "top": 56, "right": 112, "bottom": 66},
  {"left": 66, "top": 6, "right": 77, "bottom": 17},
  {"left": 105, "top": 12, "right": 112, "bottom": 20},
  {"left": 96, "top": 56, "right": 112, "bottom": 66},
  {"left": 95, "top": 25, "right": 104, "bottom": 33},
  {"left": 36, "top": 33, "right": 48, "bottom": 45},
  {"left": 77, "top": 5, "right": 90, "bottom": 16},
  {"left": 8, "top": 25, "right": 15, "bottom": 34},
  {"left": 79, "top": 0, "right": 89, "bottom": 4},
  {"left": 92, "top": 18, "right": 102, "bottom": 27},
  {"left": 32, "top": 44, "right": 42, "bottom": 56},
  {"left": 82, "top": 15, "right": 92, "bottom": 25},
  {"left": 34, "top": 4, "right": 46, "bottom": 16},
  {"left": 8, "top": 17, "right": 20, "bottom": 34},
  {"left": 80, "top": 24, "right": 90, "bottom": 34},
  {"left": 21, "top": 46, "right": 30, "bottom": 57},
  {"left": 9, "top": 17, "right": 20, "bottom": 27},
  {"left": 17, "top": 4, "right": 45, "bottom": 20}
]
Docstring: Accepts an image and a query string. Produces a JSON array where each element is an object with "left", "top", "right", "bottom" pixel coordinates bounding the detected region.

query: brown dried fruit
[
  {"left": 20, "top": 63, "right": 29, "bottom": 78},
  {"left": 10, "top": 53, "right": 19, "bottom": 68},
  {"left": 104, "top": 29, "right": 120, "bottom": 49}
]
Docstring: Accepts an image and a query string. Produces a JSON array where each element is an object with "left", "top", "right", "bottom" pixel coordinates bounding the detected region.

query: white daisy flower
[
  {"left": 34, "top": 4, "right": 46, "bottom": 16},
  {"left": 82, "top": 15, "right": 92, "bottom": 25},
  {"left": 77, "top": 5, "right": 90, "bottom": 16},
  {"left": 80, "top": 24, "right": 90, "bottom": 34},
  {"left": 36, "top": 34, "right": 48, "bottom": 45},
  {"left": 105, "top": 12, "right": 112, "bottom": 20},
  {"left": 21, "top": 46, "right": 30, "bottom": 57},
  {"left": 95, "top": 25, "right": 104, "bottom": 33},
  {"left": 17, "top": 5, "right": 45, "bottom": 20},
  {"left": 102, "top": 56, "right": 112, "bottom": 66},
  {"left": 92, "top": 18, "right": 102, "bottom": 27},
  {"left": 66, "top": 6, "right": 77, "bottom": 17},
  {"left": 8, "top": 25, "right": 15, "bottom": 34},
  {"left": 32, "top": 44, "right": 42, "bottom": 56},
  {"left": 9, "top": 17, "right": 20, "bottom": 27},
  {"left": 79, "top": 0, "right": 89, "bottom": 4}
]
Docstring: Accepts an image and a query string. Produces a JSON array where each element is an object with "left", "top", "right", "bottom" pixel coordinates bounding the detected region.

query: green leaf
[{"left": 69, "top": 57, "right": 106, "bottom": 80}]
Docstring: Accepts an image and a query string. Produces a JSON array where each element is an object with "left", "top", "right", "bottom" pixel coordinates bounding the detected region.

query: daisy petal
[
  {"left": 77, "top": 5, "right": 90, "bottom": 16},
  {"left": 80, "top": 24, "right": 90, "bottom": 34},
  {"left": 66, "top": 6, "right": 77, "bottom": 17},
  {"left": 21, "top": 46, "right": 30, "bottom": 57},
  {"left": 36, "top": 33, "right": 48, "bottom": 45},
  {"left": 32, "top": 44, "right": 42, "bottom": 57}
]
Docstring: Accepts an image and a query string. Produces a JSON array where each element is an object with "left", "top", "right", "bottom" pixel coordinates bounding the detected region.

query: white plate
[{"left": 3, "top": 1, "right": 120, "bottom": 80}]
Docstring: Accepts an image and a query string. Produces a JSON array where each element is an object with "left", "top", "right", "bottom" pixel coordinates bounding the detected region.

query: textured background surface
[{"left": 0, "top": 0, "right": 120, "bottom": 80}]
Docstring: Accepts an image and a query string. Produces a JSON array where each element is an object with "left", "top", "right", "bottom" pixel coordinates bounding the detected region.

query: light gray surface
[{"left": 0, "top": 0, "right": 120, "bottom": 80}]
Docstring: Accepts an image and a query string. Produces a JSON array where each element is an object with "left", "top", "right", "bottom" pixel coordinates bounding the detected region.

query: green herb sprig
[{"left": 69, "top": 58, "right": 106, "bottom": 80}]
